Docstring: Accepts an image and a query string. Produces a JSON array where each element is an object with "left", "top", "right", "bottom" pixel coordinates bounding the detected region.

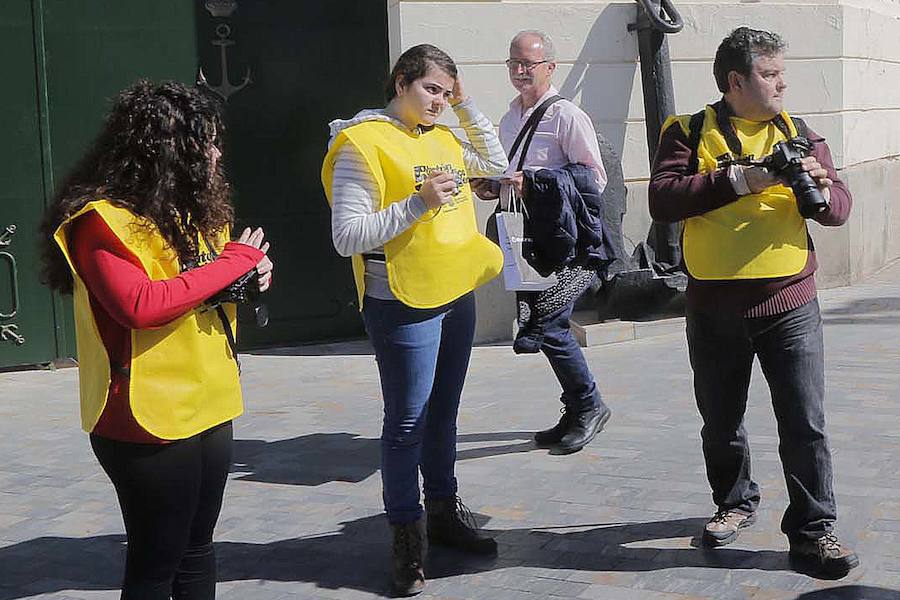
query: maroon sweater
[{"left": 648, "top": 117, "right": 852, "bottom": 316}]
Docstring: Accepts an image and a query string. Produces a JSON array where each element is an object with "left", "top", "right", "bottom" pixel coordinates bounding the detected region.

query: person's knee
[{"left": 383, "top": 418, "right": 426, "bottom": 449}]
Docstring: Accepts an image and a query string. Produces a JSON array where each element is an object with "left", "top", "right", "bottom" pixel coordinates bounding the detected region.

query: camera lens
[{"left": 791, "top": 169, "right": 828, "bottom": 218}]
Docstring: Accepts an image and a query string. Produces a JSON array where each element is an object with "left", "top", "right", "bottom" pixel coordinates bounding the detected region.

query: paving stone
[{"left": 5, "top": 264, "right": 900, "bottom": 599}]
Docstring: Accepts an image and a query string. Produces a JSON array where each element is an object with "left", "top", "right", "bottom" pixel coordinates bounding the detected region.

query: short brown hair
[
  {"left": 385, "top": 44, "right": 457, "bottom": 102},
  {"left": 714, "top": 27, "right": 786, "bottom": 93}
]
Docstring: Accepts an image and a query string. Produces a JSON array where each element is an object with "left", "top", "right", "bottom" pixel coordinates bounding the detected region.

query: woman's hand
[
  {"left": 450, "top": 76, "right": 467, "bottom": 106},
  {"left": 236, "top": 227, "right": 274, "bottom": 292},
  {"left": 418, "top": 171, "right": 459, "bottom": 210}
]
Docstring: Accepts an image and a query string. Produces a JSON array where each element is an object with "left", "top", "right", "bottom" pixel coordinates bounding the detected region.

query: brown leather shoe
[
  {"left": 702, "top": 509, "right": 756, "bottom": 546},
  {"left": 391, "top": 519, "right": 426, "bottom": 596},
  {"left": 789, "top": 533, "right": 860, "bottom": 576}
]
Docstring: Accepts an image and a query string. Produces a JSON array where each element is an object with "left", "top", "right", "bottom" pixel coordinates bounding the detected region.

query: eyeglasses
[{"left": 505, "top": 59, "right": 550, "bottom": 72}]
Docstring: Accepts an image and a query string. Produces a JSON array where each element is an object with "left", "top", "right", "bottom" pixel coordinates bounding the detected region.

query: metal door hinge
[{"left": 1, "top": 224, "right": 24, "bottom": 346}]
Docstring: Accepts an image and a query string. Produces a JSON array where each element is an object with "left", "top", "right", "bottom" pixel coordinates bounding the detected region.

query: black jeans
[
  {"left": 686, "top": 299, "right": 836, "bottom": 541},
  {"left": 91, "top": 421, "right": 233, "bottom": 600}
]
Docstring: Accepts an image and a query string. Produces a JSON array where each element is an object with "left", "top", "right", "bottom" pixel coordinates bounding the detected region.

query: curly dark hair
[
  {"left": 714, "top": 27, "right": 787, "bottom": 94},
  {"left": 40, "top": 80, "right": 233, "bottom": 294},
  {"left": 385, "top": 44, "right": 457, "bottom": 102}
]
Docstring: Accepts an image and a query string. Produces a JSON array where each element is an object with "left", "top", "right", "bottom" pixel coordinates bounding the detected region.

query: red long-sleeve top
[
  {"left": 68, "top": 210, "right": 264, "bottom": 443},
  {"left": 648, "top": 121, "right": 852, "bottom": 315}
]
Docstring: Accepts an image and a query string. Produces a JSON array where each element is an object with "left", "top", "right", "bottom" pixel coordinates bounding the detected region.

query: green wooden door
[
  {"left": 198, "top": 1, "right": 389, "bottom": 347},
  {"left": 0, "top": 0, "right": 61, "bottom": 366},
  {"left": 1, "top": 0, "right": 200, "bottom": 369},
  {"left": 1, "top": 0, "right": 388, "bottom": 369}
]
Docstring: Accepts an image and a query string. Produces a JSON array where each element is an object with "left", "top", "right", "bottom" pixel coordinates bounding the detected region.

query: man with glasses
[{"left": 472, "top": 30, "right": 610, "bottom": 455}]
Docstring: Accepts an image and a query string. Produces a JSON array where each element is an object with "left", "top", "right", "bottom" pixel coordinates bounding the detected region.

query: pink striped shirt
[{"left": 499, "top": 86, "right": 607, "bottom": 192}]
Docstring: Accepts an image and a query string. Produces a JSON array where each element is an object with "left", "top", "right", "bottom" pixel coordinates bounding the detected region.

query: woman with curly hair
[{"left": 40, "top": 80, "right": 273, "bottom": 599}]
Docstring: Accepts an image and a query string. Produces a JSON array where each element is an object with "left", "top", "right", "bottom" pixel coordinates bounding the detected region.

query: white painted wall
[{"left": 387, "top": 0, "right": 900, "bottom": 338}]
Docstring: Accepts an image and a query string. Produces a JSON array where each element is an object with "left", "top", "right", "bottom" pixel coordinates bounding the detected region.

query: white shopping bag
[{"left": 494, "top": 188, "right": 558, "bottom": 291}]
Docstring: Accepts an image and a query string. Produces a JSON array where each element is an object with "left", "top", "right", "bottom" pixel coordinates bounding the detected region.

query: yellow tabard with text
[
  {"left": 54, "top": 200, "right": 242, "bottom": 440},
  {"left": 662, "top": 107, "right": 809, "bottom": 280},
  {"left": 321, "top": 120, "right": 502, "bottom": 309}
]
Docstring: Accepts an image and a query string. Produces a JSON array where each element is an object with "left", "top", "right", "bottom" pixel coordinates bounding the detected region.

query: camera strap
[
  {"left": 712, "top": 100, "right": 809, "bottom": 158},
  {"left": 711, "top": 100, "right": 744, "bottom": 157},
  {"left": 215, "top": 305, "right": 241, "bottom": 374},
  {"left": 197, "top": 232, "right": 242, "bottom": 374}
]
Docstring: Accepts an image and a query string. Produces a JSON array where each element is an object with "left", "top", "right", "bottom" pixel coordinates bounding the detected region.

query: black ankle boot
[
  {"left": 425, "top": 496, "right": 497, "bottom": 555},
  {"left": 390, "top": 519, "right": 426, "bottom": 596},
  {"left": 555, "top": 403, "right": 611, "bottom": 455},
  {"left": 534, "top": 407, "right": 571, "bottom": 447}
]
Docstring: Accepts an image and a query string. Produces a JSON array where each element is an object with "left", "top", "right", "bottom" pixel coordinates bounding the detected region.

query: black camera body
[
  {"left": 181, "top": 258, "right": 268, "bottom": 327},
  {"left": 720, "top": 136, "right": 829, "bottom": 218},
  {"left": 208, "top": 267, "right": 261, "bottom": 306}
]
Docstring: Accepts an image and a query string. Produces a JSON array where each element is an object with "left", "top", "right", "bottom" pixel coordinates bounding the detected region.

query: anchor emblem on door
[{"left": 197, "top": 22, "right": 251, "bottom": 102}]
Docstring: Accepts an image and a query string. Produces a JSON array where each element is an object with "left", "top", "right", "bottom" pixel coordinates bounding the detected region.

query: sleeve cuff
[
  {"left": 451, "top": 97, "right": 477, "bottom": 122},
  {"left": 728, "top": 164, "right": 752, "bottom": 196},
  {"left": 406, "top": 194, "right": 428, "bottom": 220}
]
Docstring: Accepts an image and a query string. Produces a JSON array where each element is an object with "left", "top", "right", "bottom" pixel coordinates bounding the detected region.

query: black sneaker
[
  {"left": 789, "top": 533, "right": 860, "bottom": 577},
  {"left": 702, "top": 509, "right": 756, "bottom": 547},
  {"left": 534, "top": 408, "right": 571, "bottom": 447},
  {"left": 554, "top": 404, "right": 611, "bottom": 455},
  {"left": 425, "top": 496, "right": 497, "bottom": 555},
  {"left": 390, "top": 519, "right": 426, "bottom": 596}
]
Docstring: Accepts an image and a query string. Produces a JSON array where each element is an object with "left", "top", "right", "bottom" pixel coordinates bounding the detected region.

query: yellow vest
[
  {"left": 321, "top": 120, "right": 502, "bottom": 309},
  {"left": 662, "top": 107, "right": 809, "bottom": 280},
  {"left": 54, "top": 200, "right": 243, "bottom": 439}
]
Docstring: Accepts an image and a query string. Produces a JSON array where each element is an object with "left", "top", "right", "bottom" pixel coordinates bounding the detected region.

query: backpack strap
[
  {"left": 787, "top": 115, "right": 809, "bottom": 139},
  {"left": 687, "top": 108, "right": 706, "bottom": 174}
]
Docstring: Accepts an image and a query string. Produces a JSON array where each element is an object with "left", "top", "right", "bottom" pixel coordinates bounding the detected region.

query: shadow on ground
[
  {"left": 1, "top": 515, "right": 871, "bottom": 599},
  {"left": 795, "top": 586, "right": 900, "bottom": 600},
  {"left": 231, "top": 431, "right": 537, "bottom": 485}
]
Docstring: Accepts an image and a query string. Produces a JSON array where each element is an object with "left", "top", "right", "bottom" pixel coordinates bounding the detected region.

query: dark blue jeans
[
  {"left": 362, "top": 293, "right": 476, "bottom": 525},
  {"left": 541, "top": 297, "right": 602, "bottom": 411},
  {"left": 686, "top": 298, "right": 836, "bottom": 541}
]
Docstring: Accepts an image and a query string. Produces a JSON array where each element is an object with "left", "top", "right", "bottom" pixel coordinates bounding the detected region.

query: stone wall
[{"left": 387, "top": 0, "right": 900, "bottom": 339}]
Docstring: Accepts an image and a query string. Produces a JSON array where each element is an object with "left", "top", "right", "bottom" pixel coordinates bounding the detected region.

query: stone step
[{"left": 569, "top": 310, "right": 685, "bottom": 347}]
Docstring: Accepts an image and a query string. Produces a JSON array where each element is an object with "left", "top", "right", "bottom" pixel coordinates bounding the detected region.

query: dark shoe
[
  {"left": 391, "top": 519, "right": 426, "bottom": 596},
  {"left": 554, "top": 403, "right": 611, "bottom": 455},
  {"left": 702, "top": 509, "right": 756, "bottom": 547},
  {"left": 425, "top": 496, "right": 497, "bottom": 555},
  {"left": 789, "top": 533, "right": 860, "bottom": 576},
  {"left": 534, "top": 408, "right": 571, "bottom": 447}
]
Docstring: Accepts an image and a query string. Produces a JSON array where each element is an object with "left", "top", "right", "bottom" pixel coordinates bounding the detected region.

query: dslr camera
[{"left": 719, "top": 137, "right": 829, "bottom": 218}]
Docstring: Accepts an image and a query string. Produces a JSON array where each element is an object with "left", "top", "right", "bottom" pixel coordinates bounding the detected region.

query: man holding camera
[{"left": 649, "top": 27, "right": 858, "bottom": 576}]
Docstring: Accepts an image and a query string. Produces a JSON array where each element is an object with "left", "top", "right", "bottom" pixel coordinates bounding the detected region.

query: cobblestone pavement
[{"left": 2, "top": 264, "right": 900, "bottom": 600}]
